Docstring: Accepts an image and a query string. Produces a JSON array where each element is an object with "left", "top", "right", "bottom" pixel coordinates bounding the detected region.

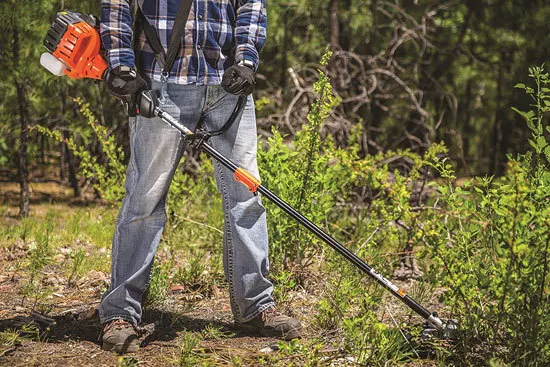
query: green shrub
[
  {"left": 34, "top": 98, "right": 126, "bottom": 202},
  {"left": 117, "top": 356, "right": 140, "bottom": 367},
  {"left": 258, "top": 50, "right": 343, "bottom": 268},
  {"left": 421, "top": 66, "right": 550, "bottom": 365}
]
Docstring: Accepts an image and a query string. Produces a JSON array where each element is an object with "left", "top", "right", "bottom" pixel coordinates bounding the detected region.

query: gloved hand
[
  {"left": 105, "top": 66, "right": 148, "bottom": 115},
  {"left": 221, "top": 63, "right": 256, "bottom": 96}
]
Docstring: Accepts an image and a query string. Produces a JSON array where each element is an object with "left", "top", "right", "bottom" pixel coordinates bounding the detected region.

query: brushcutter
[{"left": 41, "top": 10, "right": 458, "bottom": 341}]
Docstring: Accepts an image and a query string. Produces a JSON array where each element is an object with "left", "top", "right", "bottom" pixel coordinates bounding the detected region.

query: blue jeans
[{"left": 99, "top": 82, "right": 275, "bottom": 325}]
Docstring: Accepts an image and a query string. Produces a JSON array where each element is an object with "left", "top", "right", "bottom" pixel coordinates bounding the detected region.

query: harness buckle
[{"left": 159, "top": 72, "right": 168, "bottom": 103}]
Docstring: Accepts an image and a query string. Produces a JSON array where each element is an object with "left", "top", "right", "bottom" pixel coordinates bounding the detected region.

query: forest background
[
  {"left": 1, "top": 0, "right": 549, "bottom": 207},
  {"left": 0, "top": 0, "right": 549, "bottom": 366}
]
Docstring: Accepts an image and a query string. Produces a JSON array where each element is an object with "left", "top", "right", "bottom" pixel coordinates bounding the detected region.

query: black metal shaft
[
  {"left": 257, "top": 185, "right": 432, "bottom": 320},
  {"left": 154, "top": 102, "right": 442, "bottom": 329}
]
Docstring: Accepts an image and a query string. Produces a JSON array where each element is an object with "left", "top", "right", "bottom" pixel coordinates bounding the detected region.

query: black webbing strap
[
  {"left": 138, "top": 0, "right": 193, "bottom": 75},
  {"left": 136, "top": 0, "right": 245, "bottom": 141},
  {"left": 184, "top": 95, "right": 247, "bottom": 143}
]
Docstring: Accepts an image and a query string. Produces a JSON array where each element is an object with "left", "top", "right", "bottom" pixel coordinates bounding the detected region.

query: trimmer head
[
  {"left": 404, "top": 317, "right": 459, "bottom": 359},
  {"left": 421, "top": 318, "right": 460, "bottom": 340}
]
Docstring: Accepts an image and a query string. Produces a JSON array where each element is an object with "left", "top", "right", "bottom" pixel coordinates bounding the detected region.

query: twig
[
  {"left": 173, "top": 214, "right": 223, "bottom": 234},
  {"left": 0, "top": 347, "right": 17, "bottom": 357},
  {"left": 358, "top": 226, "right": 381, "bottom": 252}
]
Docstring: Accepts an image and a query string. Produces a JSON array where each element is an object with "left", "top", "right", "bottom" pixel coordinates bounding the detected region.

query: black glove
[
  {"left": 221, "top": 63, "right": 256, "bottom": 96},
  {"left": 105, "top": 66, "right": 148, "bottom": 115}
]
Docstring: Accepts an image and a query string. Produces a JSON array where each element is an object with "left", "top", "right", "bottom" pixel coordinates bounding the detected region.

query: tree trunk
[
  {"left": 64, "top": 130, "right": 81, "bottom": 197},
  {"left": 329, "top": 0, "right": 339, "bottom": 50},
  {"left": 59, "top": 88, "right": 80, "bottom": 197},
  {"left": 280, "top": 10, "right": 289, "bottom": 88},
  {"left": 60, "top": 89, "right": 66, "bottom": 181},
  {"left": 339, "top": 0, "right": 351, "bottom": 50},
  {"left": 16, "top": 81, "right": 30, "bottom": 217},
  {"left": 462, "top": 76, "right": 474, "bottom": 176},
  {"left": 497, "top": 57, "right": 513, "bottom": 176},
  {"left": 13, "top": 24, "right": 30, "bottom": 217},
  {"left": 39, "top": 135, "right": 45, "bottom": 164},
  {"left": 60, "top": 139, "right": 66, "bottom": 181},
  {"left": 490, "top": 53, "right": 505, "bottom": 176}
]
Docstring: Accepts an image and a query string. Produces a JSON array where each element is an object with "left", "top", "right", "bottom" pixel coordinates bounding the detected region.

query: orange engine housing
[{"left": 52, "top": 21, "right": 107, "bottom": 80}]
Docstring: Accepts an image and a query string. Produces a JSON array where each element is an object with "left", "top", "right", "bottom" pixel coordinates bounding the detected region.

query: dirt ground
[
  {"left": 0, "top": 181, "right": 441, "bottom": 366},
  {"left": 0, "top": 277, "right": 295, "bottom": 366}
]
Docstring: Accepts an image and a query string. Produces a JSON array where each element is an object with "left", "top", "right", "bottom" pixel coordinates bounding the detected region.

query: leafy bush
[
  {"left": 34, "top": 98, "right": 126, "bottom": 202},
  {"left": 259, "top": 51, "right": 342, "bottom": 268},
  {"left": 270, "top": 269, "right": 297, "bottom": 305},
  {"left": 343, "top": 301, "right": 414, "bottom": 365},
  {"left": 421, "top": 66, "right": 550, "bottom": 365},
  {"left": 265, "top": 61, "right": 549, "bottom": 365}
]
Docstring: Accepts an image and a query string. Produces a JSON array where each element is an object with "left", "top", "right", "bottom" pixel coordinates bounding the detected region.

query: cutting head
[{"left": 421, "top": 318, "right": 460, "bottom": 340}]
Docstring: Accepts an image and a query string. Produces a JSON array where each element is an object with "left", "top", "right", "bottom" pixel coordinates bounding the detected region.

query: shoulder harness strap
[{"left": 137, "top": 0, "right": 193, "bottom": 75}]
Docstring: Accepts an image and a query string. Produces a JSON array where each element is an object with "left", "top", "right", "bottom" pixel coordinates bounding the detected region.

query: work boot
[
  {"left": 237, "top": 307, "right": 302, "bottom": 340},
  {"left": 101, "top": 319, "right": 140, "bottom": 354}
]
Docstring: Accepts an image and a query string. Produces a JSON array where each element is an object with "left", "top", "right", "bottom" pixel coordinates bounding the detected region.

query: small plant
[
  {"left": 173, "top": 255, "right": 206, "bottom": 289},
  {"left": 315, "top": 281, "right": 353, "bottom": 332},
  {"left": 21, "top": 219, "right": 55, "bottom": 308},
  {"left": 199, "top": 323, "right": 234, "bottom": 340},
  {"left": 0, "top": 329, "right": 22, "bottom": 348},
  {"left": 28, "top": 225, "right": 54, "bottom": 284},
  {"left": 0, "top": 321, "right": 42, "bottom": 352},
  {"left": 512, "top": 65, "right": 550, "bottom": 172},
  {"left": 171, "top": 248, "right": 224, "bottom": 298},
  {"left": 19, "top": 322, "right": 42, "bottom": 342},
  {"left": 16, "top": 217, "right": 33, "bottom": 243},
  {"left": 259, "top": 49, "right": 342, "bottom": 269},
  {"left": 277, "top": 338, "right": 304, "bottom": 354},
  {"left": 67, "top": 247, "right": 86, "bottom": 287},
  {"left": 343, "top": 311, "right": 414, "bottom": 366},
  {"left": 118, "top": 356, "right": 141, "bottom": 367},
  {"left": 259, "top": 339, "right": 326, "bottom": 366},
  {"left": 230, "top": 355, "right": 243, "bottom": 367},
  {"left": 143, "top": 262, "right": 170, "bottom": 309},
  {"left": 176, "top": 332, "right": 201, "bottom": 366}
]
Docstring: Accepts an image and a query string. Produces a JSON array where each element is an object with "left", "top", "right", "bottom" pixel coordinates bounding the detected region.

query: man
[{"left": 99, "top": 0, "right": 302, "bottom": 354}]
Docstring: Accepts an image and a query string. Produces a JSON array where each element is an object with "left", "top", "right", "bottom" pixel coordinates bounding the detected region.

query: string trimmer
[{"left": 41, "top": 11, "right": 458, "bottom": 340}]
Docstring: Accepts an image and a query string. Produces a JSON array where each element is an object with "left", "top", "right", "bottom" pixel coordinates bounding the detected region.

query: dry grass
[{"left": 0, "top": 182, "right": 443, "bottom": 366}]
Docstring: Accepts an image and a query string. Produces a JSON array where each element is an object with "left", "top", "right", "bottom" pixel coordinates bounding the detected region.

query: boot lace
[
  {"left": 261, "top": 307, "right": 281, "bottom": 323},
  {"left": 104, "top": 319, "right": 145, "bottom": 335},
  {"left": 104, "top": 319, "right": 130, "bottom": 332}
]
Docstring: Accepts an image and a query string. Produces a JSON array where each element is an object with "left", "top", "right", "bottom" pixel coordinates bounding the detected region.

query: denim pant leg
[
  {"left": 202, "top": 86, "right": 275, "bottom": 322},
  {"left": 99, "top": 84, "right": 206, "bottom": 325}
]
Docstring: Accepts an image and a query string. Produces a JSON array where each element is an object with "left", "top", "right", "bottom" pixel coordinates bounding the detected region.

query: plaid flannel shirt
[{"left": 100, "top": 0, "right": 266, "bottom": 85}]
